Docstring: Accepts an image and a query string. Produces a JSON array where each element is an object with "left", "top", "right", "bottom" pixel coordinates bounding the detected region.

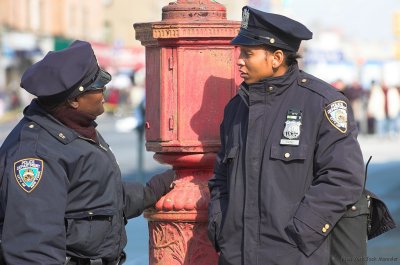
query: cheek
[{"left": 90, "top": 94, "right": 104, "bottom": 104}]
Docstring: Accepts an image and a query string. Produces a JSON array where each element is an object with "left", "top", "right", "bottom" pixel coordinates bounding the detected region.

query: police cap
[
  {"left": 20, "top": 40, "right": 111, "bottom": 101},
  {"left": 231, "top": 6, "right": 312, "bottom": 52}
]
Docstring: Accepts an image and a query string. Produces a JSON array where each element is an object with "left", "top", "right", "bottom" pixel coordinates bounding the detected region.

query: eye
[{"left": 240, "top": 50, "right": 252, "bottom": 58}]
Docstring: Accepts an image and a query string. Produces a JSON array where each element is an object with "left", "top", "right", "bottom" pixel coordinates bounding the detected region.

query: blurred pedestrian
[
  {"left": 386, "top": 85, "right": 400, "bottom": 137},
  {"left": 367, "top": 81, "right": 386, "bottom": 136},
  {"left": 208, "top": 6, "right": 365, "bottom": 265},
  {"left": 0, "top": 40, "right": 175, "bottom": 264},
  {"left": 343, "top": 81, "right": 364, "bottom": 131}
]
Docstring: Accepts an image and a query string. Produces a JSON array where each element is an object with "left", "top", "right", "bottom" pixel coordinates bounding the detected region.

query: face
[
  {"left": 73, "top": 88, "right": 105, "bottom": 117},
  {"left": 237, "top": 45, "right": 274, "bottom": 84}
]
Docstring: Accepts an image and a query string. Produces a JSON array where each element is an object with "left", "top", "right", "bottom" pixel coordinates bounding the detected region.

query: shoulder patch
[
  {"left": 14, "top": 158, "right": 44, "bottom": 193},
  {"left": 324, "top": 100, "right": 348, "bottom": 133}
]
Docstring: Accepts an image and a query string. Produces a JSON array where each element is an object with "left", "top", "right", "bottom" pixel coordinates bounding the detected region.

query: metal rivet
[
  {"left": 284, "top": 152, "right": 290, "bottom": 158},
  {"left": 58, "top": 133, "right": 65, "bottom": 139},
  {"left": 351, "top": 205, "right": 357, "bottom": 211},
  {"left": 301, "top": 78, "right": 307, "bottom": 83},
  {"left": 270, "top": 38, "right": 275, "bottom": 44},
  {"left": 79, "top": 86, "right": 84, "bottom": 92},
  {"left": 322, "top": 227, "right": 327, "bottom": 233},
  {"left": 268, "top": 86, "right": 273, "bottom": 91},
  {"left": 325, "top": 224, "right": 330, "bottom": 230},
  {"left": 28, "top": 124, "right": 34, "bottom": 128}
]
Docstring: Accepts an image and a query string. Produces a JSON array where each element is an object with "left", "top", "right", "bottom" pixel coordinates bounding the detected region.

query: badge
[
  {"left": 325, "top": 100, "right": 348, "bottom": 133},
  {"left": 14, "top": 158, "right": 44, "bottom": 193},
  {"left": 241, "top": 8, "right": 250, "bottom": 29},
  {"left": 280, "top": 109, "right": 302, "bottom": 146}
]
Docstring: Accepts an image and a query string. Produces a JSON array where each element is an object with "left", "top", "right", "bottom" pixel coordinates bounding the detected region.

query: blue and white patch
[
  {"left": 325, "top": 100, "right": 348, "bottom": 133},
  {"left": 14, "top": 158, "right": 44, "bottom": 193}
]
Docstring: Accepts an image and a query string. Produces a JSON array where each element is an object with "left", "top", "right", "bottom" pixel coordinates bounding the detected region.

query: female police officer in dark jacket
[
  {"left": 0, "top": 40, "right": 174, "bottom": 264},
  {"left": 208, "top": 7, "right": 365, "bottom": 265}
]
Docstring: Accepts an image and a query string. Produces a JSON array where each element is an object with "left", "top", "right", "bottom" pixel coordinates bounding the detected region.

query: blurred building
[{"left": 0, "top": 0, "right": 246, "bottom": 90}]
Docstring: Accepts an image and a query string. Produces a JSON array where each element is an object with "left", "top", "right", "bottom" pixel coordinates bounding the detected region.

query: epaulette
[
  {"left": 297, "top": 71, "right": 346, "bottom": 102},
  {"left": 17, "top": 121, "right": 41, "bottom": 155}
]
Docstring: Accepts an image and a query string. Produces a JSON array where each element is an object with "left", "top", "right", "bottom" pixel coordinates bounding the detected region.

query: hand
[{"left": 146, "top": 169, "right": 176, "bottom": 201}]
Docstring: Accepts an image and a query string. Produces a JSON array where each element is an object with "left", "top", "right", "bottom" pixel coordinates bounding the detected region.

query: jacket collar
[
  {"left": 238, "top": 64, "right": 300, "bottom": 106},
  {"left": 23, "top": 99, "right": 89, "bottom": 144}
]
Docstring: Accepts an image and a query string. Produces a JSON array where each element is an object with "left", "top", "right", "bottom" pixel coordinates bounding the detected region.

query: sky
[{"left": 249, "top": 0, "right": 400, "bottom": 43}]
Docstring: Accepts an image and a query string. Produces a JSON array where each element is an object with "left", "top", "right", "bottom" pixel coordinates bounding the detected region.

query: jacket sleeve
[
  {"left": 208, "top": 121, "right": 229, "bottom": 251},
  {"left": 2, "top": 155, "right": 68, "bottom": 265},
  {"left": 122, "top": 181, "right": 146, "bottom": 219},
  {"left": 286, "top": 98, "right": 365, "bottom": 256}
]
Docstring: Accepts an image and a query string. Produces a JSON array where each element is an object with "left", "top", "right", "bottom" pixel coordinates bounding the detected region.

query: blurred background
[
  {"left": 0, "top": 0, "right": 399, "bottom": 264},
  {"left": 1, "top": 0, "right": 400, "bottom": 135}
]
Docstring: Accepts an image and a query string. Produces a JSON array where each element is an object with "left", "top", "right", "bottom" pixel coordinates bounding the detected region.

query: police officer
[
  {"left": 208, "top": 6, "right": 365, "bottom": 265},
  {"left": 0, "top": 40, "right": 175, "bottom": 264}
]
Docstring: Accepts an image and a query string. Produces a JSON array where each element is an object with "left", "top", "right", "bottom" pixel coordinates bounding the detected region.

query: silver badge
[
  {"left": 241, "top": 8, "right": 250, "bottom": 29},
  {"left": 280, "top": 109, "right": 302, "bottom": 146},
  {"left": 325, "top": 100, "right": 348, "bottom": 133},
  {"left": 283, "top": 120, "right": 302, "bottom": 139},
  {"left": 281, "top": 120, "right": 301, "bottom": 145}
]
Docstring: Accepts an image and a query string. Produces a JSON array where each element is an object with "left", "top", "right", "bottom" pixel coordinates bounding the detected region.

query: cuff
[{"left": 285, "top": 202, "right": 331, "bottom": 256}]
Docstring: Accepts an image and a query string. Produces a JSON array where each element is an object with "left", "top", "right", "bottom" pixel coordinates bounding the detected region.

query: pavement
[{"left": 358, "top": 134, "right": 400, "bottom": 163}]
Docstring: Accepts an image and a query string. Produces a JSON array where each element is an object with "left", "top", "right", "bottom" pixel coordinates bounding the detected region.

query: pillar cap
[{"left": 162, "top": 0, "right": 226, "bottom": 21}]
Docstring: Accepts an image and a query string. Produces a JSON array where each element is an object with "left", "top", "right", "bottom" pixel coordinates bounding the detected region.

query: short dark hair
[
  {"left": 38, "top": 97, "right": 71, "bottom": 113},
  {"left": 264, "top": 45, "right": 301, "bottom": 66}
]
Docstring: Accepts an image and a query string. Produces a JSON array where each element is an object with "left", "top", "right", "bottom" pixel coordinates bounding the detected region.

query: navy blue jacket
[
  {"left": 0, "top": 100, "right": 146, "bottom": 264},
  {"left": 208, "top": 65, "right": 365, "bottom": 265}
]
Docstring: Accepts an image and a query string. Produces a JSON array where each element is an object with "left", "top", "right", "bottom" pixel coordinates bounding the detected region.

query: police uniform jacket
[
  {"left": 208, "top": 64, "right": 365, "bottom": 265},
  {"left": 0, "top": 100, "right": 147, "bottom": 264}
]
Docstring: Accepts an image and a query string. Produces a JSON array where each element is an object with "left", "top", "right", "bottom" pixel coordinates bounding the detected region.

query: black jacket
[
  {"left": 0, "top": 100, "right": 147, "bottom": 264},
  {"left": 208, "top": 65, "right": 365, "bottom": 265}
]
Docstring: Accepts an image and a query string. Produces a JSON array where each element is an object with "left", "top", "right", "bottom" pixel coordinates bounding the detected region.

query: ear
[
  {"left": 68, "top": 99, "right": 79, "bottom": 109},
  {"left": 272, "top": 50, "right": 285, "bottom": 68}
]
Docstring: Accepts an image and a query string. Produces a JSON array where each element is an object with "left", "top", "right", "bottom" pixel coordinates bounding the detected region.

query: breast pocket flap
[{"left": 270, "top": 144, "right": 308, "bottom": 161}]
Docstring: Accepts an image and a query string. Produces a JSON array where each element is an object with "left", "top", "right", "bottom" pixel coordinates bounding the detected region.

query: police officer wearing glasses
[
  {"left": 0, "top": 40, "right": 175, "bottom": 265},
  {"left": 208, "top": 6, "right": 368, "bottom": 265}
]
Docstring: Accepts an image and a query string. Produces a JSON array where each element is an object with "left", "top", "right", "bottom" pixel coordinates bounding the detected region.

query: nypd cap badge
[
  {"left": 14, "top": 158, "right": 44, "bottom": 193},
  {"left": 241, "top": 7, "right": 250, "bottom": 29},
  {"left": 325, "top": 100, "right": 348, "bottom": 133}
]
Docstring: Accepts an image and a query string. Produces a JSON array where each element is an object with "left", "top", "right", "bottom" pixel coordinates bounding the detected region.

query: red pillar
[{"left": 134, "top": 1, "right": 241, "bottom": 264}]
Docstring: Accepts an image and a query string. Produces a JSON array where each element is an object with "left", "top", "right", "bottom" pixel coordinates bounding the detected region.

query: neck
[
  {"left": 50, "top": 105, "right": 98, "bottom": 142},
  {"left": 272, "top": 64, "right": 289, "bottom": 77}
]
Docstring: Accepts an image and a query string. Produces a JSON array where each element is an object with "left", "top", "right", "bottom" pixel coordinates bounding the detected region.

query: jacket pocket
[
  {"left": 207, "top": 198, "right": 227, "bottom": 252},
  {"left": 222, "top": 145, "right": 239, "bottom": 164},
  {"left": 270, "top": 144, "right": 308, "bottom": 162},
  {"left": 65, "top": 210, "right": 114, "bottom": 256}
]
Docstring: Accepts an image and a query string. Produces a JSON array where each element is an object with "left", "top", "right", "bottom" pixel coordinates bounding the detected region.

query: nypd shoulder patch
[
  {"left": 324, "top": 100, "right": 348, "bottom": 133},
  {"left": 14, "top": 158, "right": 44, "bottom": 193}
]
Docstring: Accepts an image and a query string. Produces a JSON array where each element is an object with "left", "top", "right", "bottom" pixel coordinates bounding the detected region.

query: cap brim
[
  {"left": 231, "top": 33, "right": 266, "bottom": 46},
  {"left": 88, "top": 69, "right": 112, "bottom": 89}
]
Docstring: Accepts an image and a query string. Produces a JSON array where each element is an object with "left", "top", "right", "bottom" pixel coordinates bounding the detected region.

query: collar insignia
[
  {"left": 325, "top": 100, "right": 348, "bottom": 133},
  {"left": 280, "top": 109, "right": 302, "bottom": 146},
  {"left": 14, "top": 158, "right": 44, "bottom": 193}
]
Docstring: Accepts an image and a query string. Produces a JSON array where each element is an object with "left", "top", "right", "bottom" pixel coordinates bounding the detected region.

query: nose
[{"left": 237, "top": 57, "right": 245, "bottom": 67}]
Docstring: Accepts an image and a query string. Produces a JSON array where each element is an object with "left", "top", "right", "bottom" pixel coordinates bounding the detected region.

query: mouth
[{"left": 239, "top": 71, "right": 248, "bottom": 78}]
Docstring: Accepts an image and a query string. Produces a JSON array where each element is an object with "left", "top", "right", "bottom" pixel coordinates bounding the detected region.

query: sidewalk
[{"left": 358, "top": 134, "right": 400, "bottom": 163}]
